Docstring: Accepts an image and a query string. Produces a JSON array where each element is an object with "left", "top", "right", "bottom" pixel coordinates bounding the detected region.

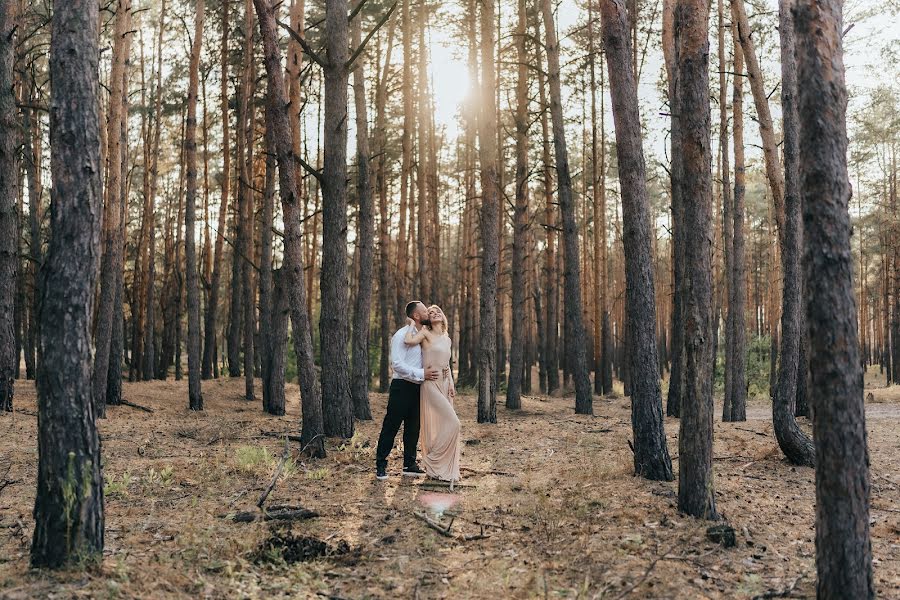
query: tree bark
[
  {"left": 674, "top": 0, "right": 718, "bottom": 520},
  {"left": 477, "top": 0, "right": 500, "bottom": 423},
  {"left": 0, "top": 1, "right": 16, "bottom": 413},
  {"left": 185, "top": 0, "right": 205, "bottom": 411},
  {"left": 92, "top": 0, "right": 132, "bottom": 418},
  {"left": 319, "top": 0, "right": 354, "bottom": 438},
  {"left": 541, "top": 0, "right": 593, "bottom": 415},
  {"left": 601, "top": 0, "right": 673, "bottom": 481},
  {"left": 32, "top": 0, "right": 105, "bottom": 567},
  {"left": 203, "top": 0, "right": 230, "bottom": 380},
  {"left": 254, "top": 0, "right": 326, "bottom": 456},
  {"left": 795, "top": 0, "right": 874, "bottom": 594},
  {"left": 350, "top": 4, "right": 375, "bottom": 421},
  {"left": 772, "top": 0, "right": 814, "bottom": 466},
  {"left": 662, "top": 0, "right": 683, "bottom": 417},
  {"left": 506, "top": 0, "right": 529, "bottom": 410},
  {"left": 260, "top": 109, "right": 279, "bottom": 414},
  {"left": 725, "top": 27, "right": 747, "bottom": 421}
]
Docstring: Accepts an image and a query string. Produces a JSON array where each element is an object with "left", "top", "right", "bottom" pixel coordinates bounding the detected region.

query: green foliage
[
  {"left": 234, "top": 445, "right": 275, "bottom": 473},
  {"left": 104, "top": 471, "right": 134, "bottom": 499},
  {"left": 714, "top": 335, "right": 774, "bottom": 400}
]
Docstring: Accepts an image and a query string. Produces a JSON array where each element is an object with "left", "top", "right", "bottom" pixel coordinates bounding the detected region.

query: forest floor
[{"left": 1, "top": 372, "right": 899, "bottom": 599}]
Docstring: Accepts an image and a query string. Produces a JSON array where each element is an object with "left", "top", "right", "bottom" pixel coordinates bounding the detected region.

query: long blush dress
[{"left": 419, "top": 335, "right": 461, "bottom": 481}]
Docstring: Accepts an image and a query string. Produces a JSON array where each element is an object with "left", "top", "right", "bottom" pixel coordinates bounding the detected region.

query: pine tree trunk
[
  {"left": 795, "top": 0, "right": 874, "bottom": 594},
  {"left": 254, "top": 0, "right": 325, "bottom": 456},
  {"left": 260, "top": 109, "right": 279, "bottom": 414},
  {"left": 350, "top": 5, "right": 374, "bottom": 421},
  {"left": 674, "top": 0, "right": 718, "bottom": 520},
  {"left": 717, "top": 0, "right": 734, "bottom": 423},
  {"left": 0, "top": 0, "right": 15, "bottom": 413},
  {"left": 725, "top": 29, "right": 747, "bottom": 421},
  {"left": 185, "top": 0, "right": 205, "bottom": 411},
  {"left": 92, "top": 0, "right": 132, "bottom": 419},
  {"left": 32, "top": 0, "right": 104, "bottom": 566},
  {"left": 506, "top": 0, "right": 529, "bottom": 411},
  {"left": 319, "top": 0, "right": 354, "bottom": 439},
  {"left": 477, "top": 0, "right": 500, "bottom": 424},
  {"left": 600, "top": 0, "right": 673, "bottom": 481},
  {"left": 203, "top": 0, "right": 230, "bottom": 380},
  {"left": 534, "top": 15, "right": 558, "bottom": 396},
  {"left": 662, "top": 0, "right": 682, "bottom": 417},
  {"left": 541, "top": 0, "right": 592, "bottom": 415},
  {"left": 772, "top": 0, "right": 814, "bottom": 466}
]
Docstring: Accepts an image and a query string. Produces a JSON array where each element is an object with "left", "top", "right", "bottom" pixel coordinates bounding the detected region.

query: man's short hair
[{"left": 405, "top": 300, "right": 422, "bottom": 318}]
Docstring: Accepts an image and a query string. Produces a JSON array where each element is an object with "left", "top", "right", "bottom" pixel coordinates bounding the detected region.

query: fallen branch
[
  {"left": 414, "top": 511, "right": 454, "bottom": 538},
  {"left": 119, "top": 400, "right": 154, "bottom": 413},
  {"left": 734, "top": 427, "right": 767, "bottom": 437},
  {"left": 257, "top": 436, "right": 291, "bottom": 508},
  {"left": 227, "top": 506, "right": 319, "bottom": 523},
  {"left": 459, "top": 467, "right": 514, "bottom": 477}
]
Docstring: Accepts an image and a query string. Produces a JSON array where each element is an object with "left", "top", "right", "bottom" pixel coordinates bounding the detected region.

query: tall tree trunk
[
  {"left": 772, "top": 0, "right": 814, "bottom": 466},
  {"left": 731, "top": 0, "right": 785, "bottom": 234},
  {"left": 203, "top": 0, "right": 230, "bottom": 380},
  {"left": 674, "top": 0, "right": 718, "bottom": 520},
  {"left": 240, "top": 0, "right": 256, "bottom": 398},
  {"left": 23, "top": 98, "right": 43, "bottom": 383},
  {"left": 718, "top": 0, "right": 734, "bottom": 422},
  {"left": 541, "top": 0, "right": 592, "bottom": 415},
  {"left": 350, "top": 4, "right": 374, "bottom": 421},
  {"left": 477, "top": 0, "right": 500, "bottom": 423},
  {"left": 601, "top": 0, "right": 673, "bottom": 481},
  {"left": 32, "top": 0, "right": 104, "bottom": 567},
  {"left": 229, "top": 1, "right": 254, "bottom": 379},
  {"left": 185, "top": 0, "right": 205, "bottom": 411},
  {"left": 534, "top": 20, "right": 558, "bottom": 396},
  {"left": 320, "top": 0, "right": 354, "bottom": 439},
  {"left": 795, "top": 0, "right": 874, "bottom": 594},
  {"left": 506, "top": 0, "right": 529, "bottom": 410},
  {"left": 254, "top": 0, "right": 325, "bottom": 456},
  {"left": 662, "top": 0, "right": 682, "bottom": 417},
  {"left": 92, "top": 0, "right": 132, "bottom": 419},
  {"left": 0, "top": 0, "right": 15, "bottom": 412},
  {"left": 725, "top": 27, "right": 747, "bottom": 421},
  {"left": 260, "top": 109, "right": 280, "bottom": 414},
  {"left": 107, "top": 88, "right": 128, "bottom": 408}
]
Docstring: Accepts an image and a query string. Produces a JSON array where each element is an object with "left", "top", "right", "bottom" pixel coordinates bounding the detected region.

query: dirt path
[{"left": 1, "top": 379, "right": 898, "bottom": 599}]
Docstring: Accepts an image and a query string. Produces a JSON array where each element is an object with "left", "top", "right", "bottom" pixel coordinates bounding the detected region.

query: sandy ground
[{"left": 1, "top": 375, "right": 898, "bottom": 599}]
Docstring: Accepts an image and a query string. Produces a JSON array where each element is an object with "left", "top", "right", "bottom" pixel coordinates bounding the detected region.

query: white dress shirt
[{"left": 390, "top": 324, "right": 424, "bottom": 383}]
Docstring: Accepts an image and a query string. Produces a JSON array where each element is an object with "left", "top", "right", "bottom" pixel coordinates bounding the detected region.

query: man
[{"left": 375, "top": 301, "right": 441, "bottom": 480}]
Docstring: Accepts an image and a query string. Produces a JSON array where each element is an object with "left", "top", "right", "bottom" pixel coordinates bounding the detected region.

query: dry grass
[{"left": 1, "top": 375, "right": 898, "bottom": 599}]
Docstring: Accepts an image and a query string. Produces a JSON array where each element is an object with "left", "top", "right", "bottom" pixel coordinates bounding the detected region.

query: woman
[{"left": 404, "top": 305, "right": 461, "bottom": 484}]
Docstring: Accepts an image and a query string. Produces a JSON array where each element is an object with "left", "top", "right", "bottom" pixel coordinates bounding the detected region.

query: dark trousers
[{"left": 376, "top": 379, "right": 421, "bottom": 469}]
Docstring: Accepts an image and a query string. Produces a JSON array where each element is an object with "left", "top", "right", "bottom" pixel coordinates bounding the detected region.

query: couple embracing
[{"left": 375, "top": 301, "right": 461, "bottom": 485}]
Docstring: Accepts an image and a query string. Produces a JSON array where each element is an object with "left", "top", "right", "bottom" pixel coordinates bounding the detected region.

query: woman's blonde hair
[{"left": 427, "top": 305, "right": 448, "bottom": 334}]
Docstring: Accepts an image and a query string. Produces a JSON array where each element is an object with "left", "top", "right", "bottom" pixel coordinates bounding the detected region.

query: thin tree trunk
[
  {"left": 203, "top": 0, "right": 230, "bottom": 380},
  {"left": 535, "top": 14, "right": 558, "bottom": 395},
  {"left": 92, "top": 0, "right": 132, "bottom": 419},
  {"left": 726, "top": 28, "right": 747, "bottom": 421},
  {"left": 32, "top": 0, "right": 104, "bottom": 567},
  {"left": 718, "top": 0, "right": 733, "bottom": 422},
  {"left": 477, "top": 0, "right": 501, "bottom": 423},
  {"left": 600, "top": 0, "right": 673, "bottom": 481},
  {"left": 506, "top": 0, "right": 529, "bottom": 410},
  {"left": 254, "top": 0, "right": 325, "bottom": 456},
  {"left": 772, "top": 0, "right": 814, "bottom": 466},
  {"left": 185, "top": 0, "right": 205, "bottom": 411},
  {"left": 795, "top": 0, "right": 874, "bottom": 594},
  {"left": 674, "top": 0, "right": 718, "bottom": 520},
  {"left": 541, "top": 0, "right": 592, "bottom": 414},
  {"left": 350, "top": 4, "right": 374, "bottom": 421},
  {"left": 260, "top": 108, "right": 279, "bottom": 414},
  {"left": 319, "top": 0, "right": 354, "bottom": 439},
  {"left": 662, "top": 0, "right": 682, "bottom": 417},
  {"left": 0, "top": 1, "right": 15, "bottom": 412}
]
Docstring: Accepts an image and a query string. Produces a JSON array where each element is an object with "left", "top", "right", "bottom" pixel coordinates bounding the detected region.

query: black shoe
[
  {"left": 402, "top": 464, "right": 426, "bottom": 477},
  {"left": 376, "top": 466, "right": 388, "bottom": 480}
]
